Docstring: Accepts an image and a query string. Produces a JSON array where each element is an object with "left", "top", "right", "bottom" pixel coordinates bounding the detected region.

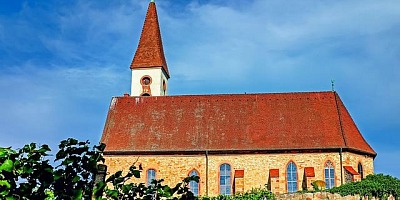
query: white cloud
[
  {"left": 0, "top": 0, "right": 399, "bottom": 176},
  {"left": 158, "top": 0, "right": 400, "bottom": 86},
  {"left": 0, "top": 62, "right": 126, "bottom": 148}
]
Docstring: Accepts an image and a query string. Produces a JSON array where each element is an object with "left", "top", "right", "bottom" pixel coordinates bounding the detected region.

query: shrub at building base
[
  {"left": 328, "top": 174, "right": 400, "bottom": 200},
  {"left": 199, "top": 187, "right": 274, "bottom": 200}
]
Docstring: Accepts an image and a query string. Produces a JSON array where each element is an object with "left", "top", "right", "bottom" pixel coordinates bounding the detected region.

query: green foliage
[
  {"left": 198, "top": 187, "right": 275, "bottom": 200},
  {"left": 328, "top": 174, "right": 400, "bottom": 199},
  {"left": 96, "top": 168, "right": 199, "bottom": 200},
  {"left": 53, "top": 138, "right": 105, "bottom": 199},
  {"left": 0, "top": 143, "right": 54, "bottom": 199},
  {"left": 0, "top": 139, "right": 198, "bottom": 200}
]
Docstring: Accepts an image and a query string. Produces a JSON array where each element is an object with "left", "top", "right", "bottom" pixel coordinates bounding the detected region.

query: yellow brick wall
[{"left": 104, "top": 151, "right": 374, "bottom": 196}]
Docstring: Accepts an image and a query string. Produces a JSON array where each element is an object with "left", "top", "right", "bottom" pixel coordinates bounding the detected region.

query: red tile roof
[
  {"left": 130, "top": 2, "right": 169, "bottom": 77},
  {"left": 269, "top": 169, "right": 279, "bottom": 178},
  {"left": 234, "top": 170, "right": 244, "bottom": 178},
  {"left": 344, "top": 166, "right": 359, "bottom": 175},
  {"left": 304, "top": 167, "right": 315, "bottom": 177},
  {"left": 100, "top": 91, "right": 376, "bottom": 156}
]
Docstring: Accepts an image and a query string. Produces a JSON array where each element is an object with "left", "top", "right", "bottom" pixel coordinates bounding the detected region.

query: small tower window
[
  {"left": 162, "top": 80, "right": 167, "bottom": 93},
  {"left": 141, "top": 76, "right": 152, "bottom": 85}
]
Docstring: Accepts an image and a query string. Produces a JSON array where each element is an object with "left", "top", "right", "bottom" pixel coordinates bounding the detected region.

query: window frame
[
  {"left": 324, "top": 160, "right": 335, "bottom": 189},
  {"left": 219, "top": 163, "right": 232, "bottom": 195},
  {"left": 358, "top": 162, "right": 364, "bottom": 179},
  {"left": 140, "top": 75, "right": 152, "bottom": 86},
  {"left": 286, "top": 161, "right": 298, "bottom": 193},
  {"left": 146, "top": 169, "right": 156, "bottom": 186},
  {"left": 188, "top": 169, "right": 200, "bottom": 196}
]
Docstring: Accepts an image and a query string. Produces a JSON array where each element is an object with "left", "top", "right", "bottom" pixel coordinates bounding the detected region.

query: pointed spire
[{"left": 130, "top": 1, "right": 170, "bottom": 78}]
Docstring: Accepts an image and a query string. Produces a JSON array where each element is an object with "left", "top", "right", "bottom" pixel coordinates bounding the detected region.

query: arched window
[
  {"left": 324, "top": 161, "right": 335, "bottom": 189},
  {"left": 147, "top": 169, "right": 156, "bottom": 186},
  {"left": 219, "top": 163, "right": 231, "bottom": 195},
  {"left": 189, "top": 170, "right": 199, "bottom": 196},
  {"left": 358, "top": 163, "right": 364, "bottom": 179},
  {"left": 286, "top": 161, "right": 298, "bottom": 193}
]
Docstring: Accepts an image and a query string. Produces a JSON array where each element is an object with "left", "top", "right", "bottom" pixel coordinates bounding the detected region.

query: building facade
[{"left": 100, "top": 1, "right": 376, "bottom": 196}]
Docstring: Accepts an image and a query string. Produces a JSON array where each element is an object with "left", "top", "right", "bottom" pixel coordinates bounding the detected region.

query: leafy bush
[
  {"left": 199, "top": 187, "right": 274, "bottom": 200},
  {"left": 328, "top": 174, "right": 400, "bottom": 199},
  {"left": 0, "top": 138, "right": 198, "bottom": 200}
]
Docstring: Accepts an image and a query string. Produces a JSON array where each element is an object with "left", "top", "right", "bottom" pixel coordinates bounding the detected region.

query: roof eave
[{"left": 103, "top": 147, "right": 376, "bottom": 157}]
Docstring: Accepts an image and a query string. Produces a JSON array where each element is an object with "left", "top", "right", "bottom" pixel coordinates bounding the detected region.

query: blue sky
[{"left": 0, "top": 0, "right": 399, "bottom": 178}]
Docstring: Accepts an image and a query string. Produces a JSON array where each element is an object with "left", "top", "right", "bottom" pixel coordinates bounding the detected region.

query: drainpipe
[
  {"left": 340, "top": 148, "right": 343, "bottom": 185},
  {"left": 206, "top": 150, "right": 209, "bottom": 196}
]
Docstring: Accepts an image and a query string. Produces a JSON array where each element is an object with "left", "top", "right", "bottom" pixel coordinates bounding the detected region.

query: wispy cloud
[
  {"left": 0, "top": 0, "right": 399, "bottom": 177},
  {"left": 0, "top": 62, "right": 126, "bottom": 148}
]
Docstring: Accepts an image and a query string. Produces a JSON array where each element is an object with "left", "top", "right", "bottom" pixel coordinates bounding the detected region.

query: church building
[{"left": 100, "top": 1, "right": 376, "bottom": 196}]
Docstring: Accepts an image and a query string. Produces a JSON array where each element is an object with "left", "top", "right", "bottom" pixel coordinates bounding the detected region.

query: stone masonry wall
[
  {"left": 104, "top": 151, "right": 374, "bottom": 197},
  {"left": 276, "top": 192, "right": 395, "bottom": 200}
]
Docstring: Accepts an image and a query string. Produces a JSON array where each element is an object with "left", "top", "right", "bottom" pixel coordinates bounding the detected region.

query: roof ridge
[
  {"left": 333, "top": 91, "right": 348, "bottom": 147},
  {"left": 118, "top": 91, "right": 335, "bottom": 98},
  {"left": 334, "top": 93, "right": 377, "bottom": 156}
]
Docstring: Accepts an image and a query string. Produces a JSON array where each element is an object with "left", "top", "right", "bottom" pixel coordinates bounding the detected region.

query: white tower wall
[{"left": 131, "top": 68, "right": 168, "bottom": 96}]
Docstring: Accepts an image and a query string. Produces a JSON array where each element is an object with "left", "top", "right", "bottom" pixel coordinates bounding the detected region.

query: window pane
[
  {"left": 220, "top": 164, "right": 231, "bottom": 195},
  {"left": 189, "top": 170, "right": 199, "bottom": 196},
  {"left": 147, "top": 169, "right": 156, "bottom": 185},
  {"left": 358, "top": 163, "right": 364, "bottom": 179},
  {"left": 190, "top": 170, "right": 198, "bottom": 176},
  {"left": 220, "top": 177, "right": 225, "bottom": 185},
  {"left": 324, "top": 161, "right": 335, "bottom": 189},
  {"left": 286, "top": 162, "right": 297, "bottom": 193}
]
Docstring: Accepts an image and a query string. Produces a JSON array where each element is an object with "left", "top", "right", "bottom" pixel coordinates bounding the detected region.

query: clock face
[{"left": 141, "top": 76, "right": 152, "bottom": 85}]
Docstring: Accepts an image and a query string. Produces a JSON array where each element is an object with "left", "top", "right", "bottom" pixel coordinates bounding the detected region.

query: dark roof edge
[
  {"left": 334, "top": 91, "right": 348, "bottom": 146},
  {"left": 104, "top": 147, "right": 376, "bottom": 157},
  {"left": 334, "top": 92, "right": 377, "bottom": 156}
]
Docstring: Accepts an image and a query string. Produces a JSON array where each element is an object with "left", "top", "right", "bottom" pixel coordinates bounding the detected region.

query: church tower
[{"left": 130, "top": 0, "right": 170, "bottom": 96}]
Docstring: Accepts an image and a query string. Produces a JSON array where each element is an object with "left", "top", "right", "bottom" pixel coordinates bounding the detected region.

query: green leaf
[
  {"left": 0, "top": 180, "right": 11, "bottom": 189},
  {"left": 22, "top": 165, "right": 33, "bottom": 174},
  {"left": 122, "top": 184, "right": 133, "bottom": 193},
  {"left": 105, "top": 189, "right": 119, "bottom": 199},
  {"left": 38, "top": 145, "right": 51, "bottom": 153},
  {"left": 53, "top": 171, "right": 62, "bottom": 180},
  {"left": 72, "top": 175, "right": 80, "bottom": 183},
  {"left": 73, "top": 189, "right": 83, "bottom": 200},
  {"left": 0, "top": 159, "right": 14, "bottom": 172},
  {"left": 68, "top": 138, "right": 79, "bottom": 146},
  {"left": 0, "top": 148, "right": 12, "bottom": 158},
  {"left": 96, "top": 143, "right": 106, "bottom": 152},
  {"left": 0, "top": 180, "right": 11, "bottom": 196},
  {"left": 93, "top": 181, "right": 106, "bottom": 198}
]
